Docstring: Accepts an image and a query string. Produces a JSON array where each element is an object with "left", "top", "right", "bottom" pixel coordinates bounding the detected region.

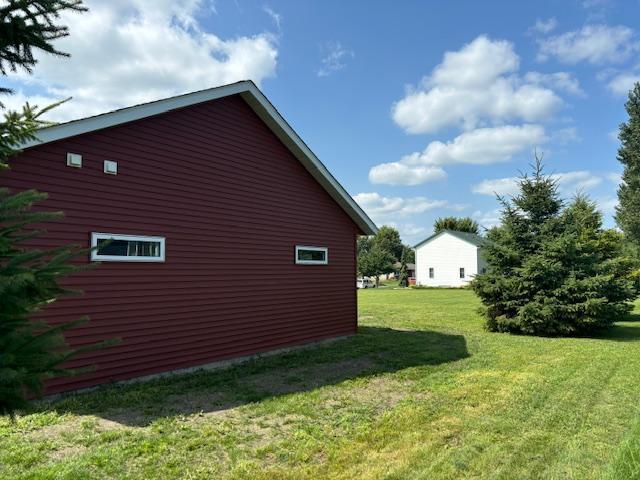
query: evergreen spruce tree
[
  {"left": 398, "top": 250, "right": 409, "bottom": 288},
  {"left": 1, "top": 0, "right": 113, "bottom": 416},
  {"left": 615, "top": 82, "right": 640, "bottom": 247},
  {"left": 401, "top": 245, "right": 415, "bottom": 264},
  {"left": 472, "top": 160, "right": 636, "bottom": 336}
]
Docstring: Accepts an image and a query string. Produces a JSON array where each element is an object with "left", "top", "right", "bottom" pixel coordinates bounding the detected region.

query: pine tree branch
[
  {"left": 0, "top": 99, "right": 68, "bottom": 162},
  {"left": 0, "top": 0, "right": 86, "bottom": 75}
]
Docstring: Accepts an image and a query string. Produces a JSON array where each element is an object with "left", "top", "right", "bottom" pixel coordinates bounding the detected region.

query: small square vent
[
  {"left": 66, "top": 153, "right": 82, "bottom": 168},
  {"left": 104, "top": 160, "right": 118, "bottom": 175}
]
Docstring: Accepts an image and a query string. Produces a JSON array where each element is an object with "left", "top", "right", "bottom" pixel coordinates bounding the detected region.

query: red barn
[{"left": 4, "top": 81, "right": 377, "bottom": 394}]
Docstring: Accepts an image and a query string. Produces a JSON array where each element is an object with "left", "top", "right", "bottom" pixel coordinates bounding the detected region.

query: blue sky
[{"left": 7, "top": 0, "right": 640, "bottom": 243}]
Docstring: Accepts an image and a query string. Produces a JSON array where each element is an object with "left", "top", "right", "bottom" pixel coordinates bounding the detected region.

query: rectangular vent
[
  {"left": 104, "top": 160, "right": 118, "bottom": 175},
  {"left": 66, "top": 153, "right": 82, "bottom": 168}
]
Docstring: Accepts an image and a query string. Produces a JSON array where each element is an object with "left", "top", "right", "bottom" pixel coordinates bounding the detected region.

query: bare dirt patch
[
  {"left": 28, "top": 415, "right": 127, "bottom": 463},
  {"left": 48, "top": 443, "right": 88, "bottom": 462},
  {"left": 244, "top": 413, "right": 308, "bottom": 448},
  {"left": 322, "top": 375, "right": 427, "bottom": 415}
]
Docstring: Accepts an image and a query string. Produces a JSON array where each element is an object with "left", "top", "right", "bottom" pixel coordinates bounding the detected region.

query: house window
[
  {"left": 460, "top": 267, "right": 465, "bottom": 278},
  {"left": 429, "top": 267, "right": 434, "bottom": 279},
  {"left": 295, "top": 245, "right": 328, "bottom": 265},
  {"left": 91, "top": 233, "right": 165, "bottom": 262}
]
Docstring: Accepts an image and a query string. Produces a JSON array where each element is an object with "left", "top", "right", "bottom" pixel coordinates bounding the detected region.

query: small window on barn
[
  {"left": 295, "top": 245, "right": 328, "bottom": 265},
  {"left": 459, "top": 267, "right": 465, "bottom": 278},
  {"left": 429, "top": 267, "right": 434, "bottom": 279},
  {"left": 91, "top": 233, "right": 165, "bottom": 262}
]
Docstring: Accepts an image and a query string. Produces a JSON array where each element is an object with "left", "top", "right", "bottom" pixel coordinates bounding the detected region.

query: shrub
[{"left": 472, "top": 160, "right": 637, "bottom": 336}]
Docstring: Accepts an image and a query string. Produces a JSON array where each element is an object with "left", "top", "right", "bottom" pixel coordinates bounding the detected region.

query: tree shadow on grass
[
  {"left": 42, "top": 327, "right": 469, "bottom": 427},
  {"left": 589, "top": 323, "right": 640, "bottom": 342},
  {"left": 622, "top": 311, "right": 640, "bottom": 323}
]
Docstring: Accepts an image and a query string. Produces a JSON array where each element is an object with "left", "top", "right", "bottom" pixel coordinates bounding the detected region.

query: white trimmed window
[
  {"left": 295, "top": 245, "right": 328, "bottom": 265},
  {"left": 91, "top": 233, "right": 165, "bottom": 262}
]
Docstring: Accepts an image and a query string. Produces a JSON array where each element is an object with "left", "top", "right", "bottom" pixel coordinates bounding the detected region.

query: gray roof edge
[{"left": 413, "top": 229, "right": 484, "bottom": 249}]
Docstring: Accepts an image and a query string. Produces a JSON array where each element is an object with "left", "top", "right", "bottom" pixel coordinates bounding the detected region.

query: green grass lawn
[{"left": 3, "top": 289, "right": 640, "bottom": 479}]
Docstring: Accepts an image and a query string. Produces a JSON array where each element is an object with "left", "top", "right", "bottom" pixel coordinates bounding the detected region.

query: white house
[{"left": 414, "top": 230, "right": 486, "bottom": 287}]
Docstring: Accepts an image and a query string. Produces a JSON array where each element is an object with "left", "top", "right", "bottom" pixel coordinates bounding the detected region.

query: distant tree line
[{"left": 357, "top": 226, "right": 414, "bottom": 287}]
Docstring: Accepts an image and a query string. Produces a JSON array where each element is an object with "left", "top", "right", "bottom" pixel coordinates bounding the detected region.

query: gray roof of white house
[
  {"left": 19, "top": 80, "right": 377, "bottom": 236},
  {"left": 393, "top": 262, "right": 415, "bottom": 269},
  {"left": 413, "top": 229, "right": 486, "bottom": 249}
]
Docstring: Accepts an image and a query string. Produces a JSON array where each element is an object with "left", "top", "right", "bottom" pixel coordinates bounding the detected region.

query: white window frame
[
  {"left": 429, "top": 267, "right": 434, "bottom": 279},
  {"left": 295, "top": 245, "right": 328, "bottom": 265},
  {"left": 91, "top": 232, "right": 166, "bottom": 262},
  {"left": 460, "top": 267, "right": 465, "bottom": 279}
]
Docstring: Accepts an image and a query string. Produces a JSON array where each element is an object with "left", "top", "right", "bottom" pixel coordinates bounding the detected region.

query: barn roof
[
  {"left": 19, "top": 80, "right": 377, "bottom": 235},
  {"left": 413, "top": 229, "right": 485, "bottom": 249}
]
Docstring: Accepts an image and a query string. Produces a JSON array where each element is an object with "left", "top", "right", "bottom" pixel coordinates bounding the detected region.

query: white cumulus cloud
[
  {"left": 400, "top": 224, "right": 429, "bottom": 238},
  {"left": 596, "top": 196, "right": 618, "bottom": 215},
  {"left": 472, "top": 208, "right": 503, "bottom": 229},
  {"left": 368, "top": 163, "right": 447, "bottom": 187},
  {"left": 607, "top": 71, "right": 640, "bottom": 96},
  {"left": 551, "top": 126, "right": 581, "bottom": 144},
  {"left": 354, "top": 192, "right": 448, "bottom": 218},
  {"left": 607, "top": 172, "right": 622, "bottom": 184},
  {"left": 472, "top": 178, "right": 521, "bottom": 197},
  {"left": 391, "top": 36, "right": 563, "bottom": 134},
  {"left": 523, "top": 71, "right": 584, "bottom": 96},
  {"left": 5, "top": 0, "right": 278, "bottom": 121},
  {"left": 354, "top": 192, "right": 466, "bottom": 226},
  {"left": 369, "top": 125, "right": 546, "bottom": 186},
  {"left": 472, "top": 170, "right": 604, "bottom": 197},
  {"left": 537, "top": 24, "right": 638, "bottom": 65}
]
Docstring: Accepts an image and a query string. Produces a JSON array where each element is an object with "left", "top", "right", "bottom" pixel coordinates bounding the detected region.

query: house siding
[
  {"left": 3, "top": 94, "right": 361, "bottom": 394},
  {"left": 415, "top": 233, "right": 480, "bottom": 287}
]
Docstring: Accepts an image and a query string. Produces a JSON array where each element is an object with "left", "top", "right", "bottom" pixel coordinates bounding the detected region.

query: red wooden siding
[{"left": 3, "top": 95, "right": 362, "bottom": 394}]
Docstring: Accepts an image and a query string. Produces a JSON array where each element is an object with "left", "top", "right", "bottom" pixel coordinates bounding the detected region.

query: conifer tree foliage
[
  {"left": 0, "top": 191, "right": 101, "bottom": 413},
  {"left": 0, "top": 0, "right": 113, "bottom": 416},
  {"left": 398, "top": 249, "right": 409, "bottom": 288},
  {"left": 401, "top": 245, "right": 415, "bottom": 264},
  {"left": 615, "top": 82, "right": 640, "bottom": 247},
  {"left": 433, "top": 216, "right": 480, "bottom": 235},
  {"left": 0, "top": 1, "right": 86, "bottom": 95},
  {"left": 472, "top": 160, "right": 636, "bottom": 336}
]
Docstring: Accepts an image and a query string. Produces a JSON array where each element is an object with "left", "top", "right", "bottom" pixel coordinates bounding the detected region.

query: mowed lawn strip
[{"left": 1, "top": 289, "right": 640, "bottom": 479}]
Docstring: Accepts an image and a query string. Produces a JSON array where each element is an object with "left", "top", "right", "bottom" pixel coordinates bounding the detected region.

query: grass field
[{"left": 2, "top": 289, "right": 640, "bottom": 479}]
